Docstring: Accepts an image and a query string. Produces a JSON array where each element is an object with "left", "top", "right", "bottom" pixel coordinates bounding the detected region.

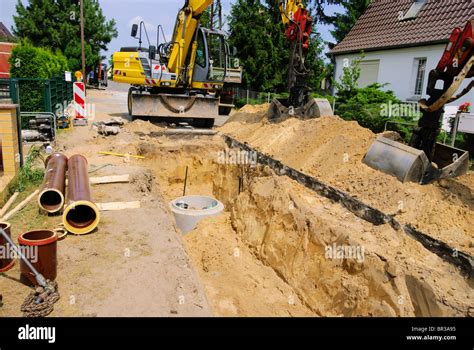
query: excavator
[
  {"left": 113, "top": 0, "right": 242, "bottom": 127},
  {"left": 364, "top": 20, "right": 473, "bottom": 184},
  {"left": 113, "top": 0, "right": 331, "bottom": 126},
  {"left": 269, "top": 0, "right": 333, "bottom": 120}
]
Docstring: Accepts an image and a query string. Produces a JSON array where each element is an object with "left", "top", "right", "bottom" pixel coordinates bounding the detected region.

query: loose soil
[{"left": 1, "top": 90, "right": 472, "bottom": 317}]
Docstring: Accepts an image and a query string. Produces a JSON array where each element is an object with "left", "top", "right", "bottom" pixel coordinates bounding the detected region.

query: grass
[{"left": 5, "top": 146, "right": 45, "bottom": 198}]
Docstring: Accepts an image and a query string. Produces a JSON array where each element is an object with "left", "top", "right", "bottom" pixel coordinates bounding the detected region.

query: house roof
[
  {"left": 331, "top": 0, "right": 474, "bottom": 55},
  {"left": 0, "top": 22, "right": 14, "bottom": 41}
]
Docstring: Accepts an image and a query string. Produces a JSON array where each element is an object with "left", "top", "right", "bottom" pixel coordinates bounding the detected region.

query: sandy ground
[
  {"left": 1, "top": 90, "right": 472, "bottom": 317},
  {"left": 220, "top": 105, "right": 474, "bottom": 255},
  {"left": 0, "top": 87, "right": 211, "bottom": 317}
]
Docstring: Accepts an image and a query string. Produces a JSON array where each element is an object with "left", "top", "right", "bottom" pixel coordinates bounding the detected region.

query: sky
[{"left": 0, "top": 0, "right": 343, "bottom": 60}]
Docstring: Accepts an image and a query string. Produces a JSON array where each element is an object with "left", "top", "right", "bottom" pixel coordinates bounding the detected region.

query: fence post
[
  {"left": 246, "top": 89, "right": 249, "bottom": 105},
  {"left": 451, "top": 112, "right": 461, "bottom": 147},
  {"left": 44, "top": 80, "right": 52, "bottom": 112}
]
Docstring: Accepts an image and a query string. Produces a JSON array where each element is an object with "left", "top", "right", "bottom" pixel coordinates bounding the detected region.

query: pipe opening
[
  {"left": 19, "top": 229, "right": 56, "bottom": 243},
  {"left": 39, "top": 190, "right": 64, "bottom": 212},
  {"left": 65, "top": 204, "right": 98, "bottom": 229}
]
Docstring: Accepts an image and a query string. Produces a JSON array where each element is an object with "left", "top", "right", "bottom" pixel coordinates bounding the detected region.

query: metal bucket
[
  {"left": 363, "top": 136, "right": 469, "bottom": 184},
  {"left": 269, "top": 98, "right": 333, "bottom": 121}
]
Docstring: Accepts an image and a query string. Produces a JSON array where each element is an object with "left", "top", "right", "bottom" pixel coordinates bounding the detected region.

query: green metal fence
[{"left": 0, "top": 76, "right": 74, "bottom": 113}]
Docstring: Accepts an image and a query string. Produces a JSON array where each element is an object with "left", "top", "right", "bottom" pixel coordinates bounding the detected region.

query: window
[
  {"left": 195, "top": 32, "right": 206, "bottom": 68},
  {"left": 357, "top": 60, "right": 380, "bottom": 88},
  {"left": 413, "top": 58, "right": 427, "bottom": 96},
  {"left": 401, "top": 0, "right": 427, "bottom": 20}
]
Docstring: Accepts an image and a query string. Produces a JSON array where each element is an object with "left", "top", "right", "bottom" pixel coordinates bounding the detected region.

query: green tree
[
  {"left": 329, "top": 0, "right": 371, "bottom": 44},
  {"left": 12, "top": 0, "right": 117, "bottom": 72},
  {"left": 228, "top": 0, "right": 327, "bottom": 93}
]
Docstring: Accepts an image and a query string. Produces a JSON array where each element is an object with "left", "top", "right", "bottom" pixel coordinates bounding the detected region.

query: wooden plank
[
  {"left": 0, "top": 192, "right": 19, "bottom": 218},
  {"left": 96, "top": 201, "right": 141, "bottom": 211},
  {"left": 2, "top": 190, "right": 39, "bottom": 221},
  {"left": 65, "top": 174, "right": 130, "bottom": 186},
  {"left": 98, "top": 151, "right": 145, "bottom": 159}
]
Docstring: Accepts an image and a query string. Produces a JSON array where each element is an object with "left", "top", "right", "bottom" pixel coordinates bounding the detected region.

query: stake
[{"left": 183, "top": 166, "right": 188, "bottom": 196}]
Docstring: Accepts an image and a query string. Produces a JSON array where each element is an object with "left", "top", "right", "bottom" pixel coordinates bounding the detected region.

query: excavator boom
[{"left": 270, "top": 0, "right": 333, "bottom": 121}]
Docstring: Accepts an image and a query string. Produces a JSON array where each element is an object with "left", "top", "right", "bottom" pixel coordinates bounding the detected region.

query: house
[
  {"left": 0, "top": 22, "right": 16, "bottom": 79},
  {"left": 331, "top": 0, "right": 473, "bottom": 107}
]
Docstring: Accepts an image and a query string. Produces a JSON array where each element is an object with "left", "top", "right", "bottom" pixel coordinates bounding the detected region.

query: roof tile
[{"left": 331, "top": 0, "right": 473, "bottom": 55}]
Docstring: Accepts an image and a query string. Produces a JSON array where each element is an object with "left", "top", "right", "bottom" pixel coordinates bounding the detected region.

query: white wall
[{"left": 334, "top": 44, "right": 473, "bottom": 107}]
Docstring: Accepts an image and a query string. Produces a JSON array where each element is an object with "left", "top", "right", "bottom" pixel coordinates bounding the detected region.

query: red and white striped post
[{"left": 73, "top": 82, "right": 87, "bottom": 125}]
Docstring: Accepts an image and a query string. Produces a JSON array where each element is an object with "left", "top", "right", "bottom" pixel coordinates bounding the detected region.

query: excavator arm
[
  {"left": 167, "top": 0, "right": 214, "bottom": 78},
  {"left": 269, "top": 1, "right": 333, "bottom": 121},
  {"left": 364, "top": 20, "right": 473, "bottom": 184}
]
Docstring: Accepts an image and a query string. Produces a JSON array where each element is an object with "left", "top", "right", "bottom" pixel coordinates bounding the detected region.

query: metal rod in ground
[{"left": 183, "top": 166, "right": 189, "bottom": 196}]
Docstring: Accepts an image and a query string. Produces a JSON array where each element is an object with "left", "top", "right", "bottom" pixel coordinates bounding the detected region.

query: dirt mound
[
  {"left": 218, "top": 105, "right": 474, "bottom": 255},
  {"left": 124, "top": 119, "right": 166, "bottom": 133},
  {"left": 225, "top": 104, "right": 269, "bottom": 124}
]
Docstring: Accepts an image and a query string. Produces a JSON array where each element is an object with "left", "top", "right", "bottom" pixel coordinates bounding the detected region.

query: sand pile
[
  {"left": 219, "top": 105, "right": 474, "bottom": 255},
  {"left": 124, "top": 119, "right": 167, "bottom": 133}
]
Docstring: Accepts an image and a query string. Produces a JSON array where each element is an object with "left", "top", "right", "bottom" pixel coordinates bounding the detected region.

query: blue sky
[{"left": 1, "top": 0, "right": 343, "bottom": 60}]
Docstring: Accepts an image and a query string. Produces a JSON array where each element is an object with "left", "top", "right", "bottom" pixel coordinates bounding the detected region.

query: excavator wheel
[{"left": 127, "top": 87, "right": 135, "bottom": 118}]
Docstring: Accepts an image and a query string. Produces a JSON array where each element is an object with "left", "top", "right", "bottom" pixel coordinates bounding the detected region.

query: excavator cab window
[
  {"left": 206, "top": 31, "right": 226, "bottom": 82},
  {"left": 195, "top": 32, "right": 206, "bottom": 68}
]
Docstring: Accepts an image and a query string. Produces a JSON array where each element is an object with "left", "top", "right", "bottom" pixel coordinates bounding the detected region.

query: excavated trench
[{"left": 136, "top": 134, "right": 473, "bottom": 317}]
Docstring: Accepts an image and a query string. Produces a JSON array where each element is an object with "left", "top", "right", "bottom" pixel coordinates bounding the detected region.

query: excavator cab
[{"left": 192, "top": 27, "right": 227, "bottom": 86}]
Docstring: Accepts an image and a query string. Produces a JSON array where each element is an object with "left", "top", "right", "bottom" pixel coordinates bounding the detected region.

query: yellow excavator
[
  {"left": 113, "top": 0, "right": 242, "bottom": 127},
  {"left": 113, "top": 0, "right": 331, "bottom": 126}
]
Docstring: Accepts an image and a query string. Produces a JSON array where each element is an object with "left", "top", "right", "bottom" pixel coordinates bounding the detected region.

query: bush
[
  {"left": 336, "top": 83, "right": 400, "bottom": 133},
  {"left": 9, "top": 41, "right": 68, "bottom": 111},
  {"left": 9, "top": 40, "right": 68, "bottom": 78}
]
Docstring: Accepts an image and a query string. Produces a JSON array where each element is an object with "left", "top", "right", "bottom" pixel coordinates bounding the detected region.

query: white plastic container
[{"left": 170, "top": 195, "right": 224, "bottom": 234}]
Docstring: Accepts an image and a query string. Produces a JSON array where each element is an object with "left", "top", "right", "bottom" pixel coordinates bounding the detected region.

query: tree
[
  {"left": 329, "top": 0, "right": 371, "bottom": 44},
  {"left": 12, "top": 0, "right": 117, "bottom": 72},
  {"left": 228, "top": 0, "right": 327, "bottom": 93},
  {"left": 228, "top": 0, "right": 288, "bottom": 92}
]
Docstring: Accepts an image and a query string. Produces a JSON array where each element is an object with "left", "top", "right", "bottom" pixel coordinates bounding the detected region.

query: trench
[{"left": 137, "top": 134, "right": 473, "bottom": 317}]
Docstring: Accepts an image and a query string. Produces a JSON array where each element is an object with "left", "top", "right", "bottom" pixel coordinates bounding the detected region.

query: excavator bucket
[
  {"left": 363, "top": 136, "right": 470, "bottom": 184},
  {"left": 269, "top": 98, "right": 333, "bottom": 121}
]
